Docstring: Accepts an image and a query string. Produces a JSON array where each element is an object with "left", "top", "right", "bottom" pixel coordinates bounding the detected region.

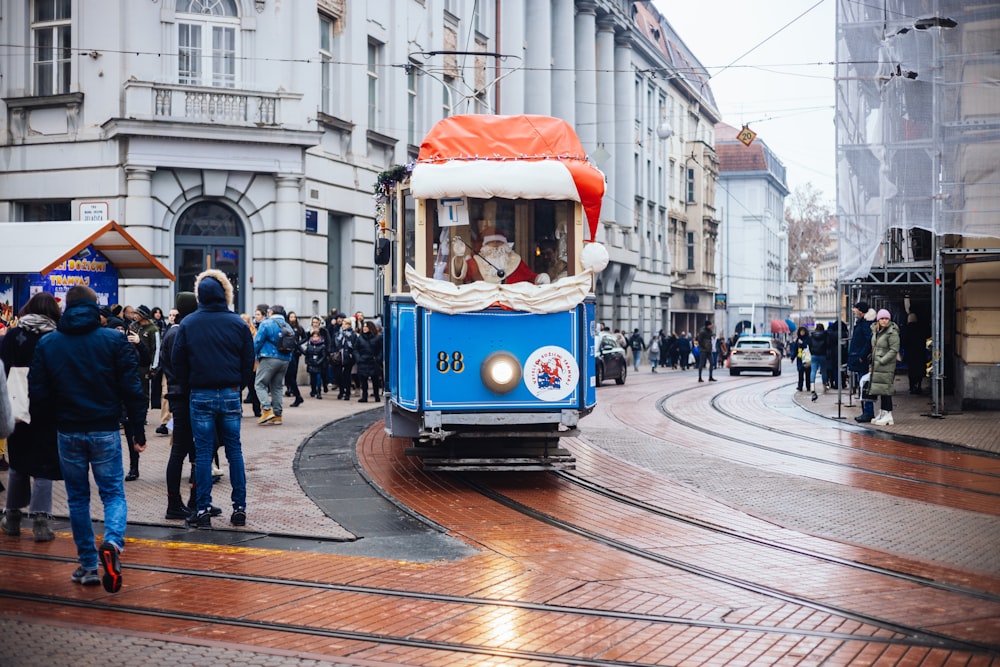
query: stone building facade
[{"left": 1, "top": 0, "right": 719, "bottom": 335}]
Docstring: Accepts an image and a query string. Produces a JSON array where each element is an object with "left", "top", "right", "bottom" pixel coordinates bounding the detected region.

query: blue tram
[{"left": 375, "top": 115, "right": 608, "bottom": 471}]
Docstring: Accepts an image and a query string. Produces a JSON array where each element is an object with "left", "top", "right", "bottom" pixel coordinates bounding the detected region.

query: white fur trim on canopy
[
  {"left": 405, "top": 265, "right": 593, "bottom": 315},
  {"left": 410, "top": 161, "right": 581, "bottom": 203}
]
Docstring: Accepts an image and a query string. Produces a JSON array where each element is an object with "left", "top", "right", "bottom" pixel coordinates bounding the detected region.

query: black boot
[
  {"left": 125, "top": 461, "right": 139, "bottom": 481},
  {"left": 165, "top": 495, "right": 191, "bottom": 520}
]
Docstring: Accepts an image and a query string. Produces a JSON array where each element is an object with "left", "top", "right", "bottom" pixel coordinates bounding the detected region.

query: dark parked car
[
  {"left": 595, "top": 332, "right": 627, "bottom": 385},
  {"left": 728, "top": 336, "right": 782, "bottom": 376}
]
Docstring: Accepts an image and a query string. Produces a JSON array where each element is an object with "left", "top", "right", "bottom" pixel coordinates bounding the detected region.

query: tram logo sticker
[{"left": 524, "top": 346, "right": 578, "bottom": 402}]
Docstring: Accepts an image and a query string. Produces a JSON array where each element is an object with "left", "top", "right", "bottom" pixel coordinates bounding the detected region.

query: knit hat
[
  {"left": 854, "top": 301, "right": 869, "bottom": 313},
  {"left": 135, "top": 304, "right": 153, "bottom": 321},
  {"left": 106, "top": 316, "right": 126, "bottom": 330},
  {"left": 175, "top": 291, "right": 197, "bottom": 319},
  {"left": 876, "top": 309, "right": 891, "bottom": 320}
]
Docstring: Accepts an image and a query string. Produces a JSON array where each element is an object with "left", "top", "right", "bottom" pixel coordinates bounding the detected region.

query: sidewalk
[
  {"left": 789, "top": 371, "right": 1000, "bottom": 455},
  {"left": 41, "top": 389, "right": 380, "bottom": 540}
]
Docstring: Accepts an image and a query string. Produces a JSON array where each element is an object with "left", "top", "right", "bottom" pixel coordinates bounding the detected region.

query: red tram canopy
[{"left": 411, "top": 115, "right": 606, "bottom": 241}]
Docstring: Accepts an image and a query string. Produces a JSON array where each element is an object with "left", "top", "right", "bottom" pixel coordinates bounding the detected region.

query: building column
[
  {"left": 574, "top": 1, "right": 597, "bottom": 151},
  {"left": 273, "top": 174, "right": 304, "bottom": 311},
  {"left": 124, "top": 166, "right": 156, "bottom": 249},
  {"left": 596, "top": 16, "right": 616, "bottom": 223},
  {"left": 120, "top": 166, "right": 160, "bottom": 306},
  {"left": 551, "top": 0, "right": 575, "bottom": 124},
  {"left": 524, "top": 0, "right": 552, "bottom": 115},
  {"left": 614, "top": 32, "right": 635, "bottom": 231},
  {"left": 498, "top": 0, "right": 526, "bottom": 114}
]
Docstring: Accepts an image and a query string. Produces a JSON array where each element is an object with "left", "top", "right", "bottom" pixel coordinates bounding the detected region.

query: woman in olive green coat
[{"left": 869, "top": 309, "right": 901, "bottom": 425}]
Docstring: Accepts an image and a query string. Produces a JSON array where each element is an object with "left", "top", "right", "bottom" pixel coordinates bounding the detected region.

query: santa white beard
[{"left": 475, "top": 244, "right": 520, "bottom": 283}]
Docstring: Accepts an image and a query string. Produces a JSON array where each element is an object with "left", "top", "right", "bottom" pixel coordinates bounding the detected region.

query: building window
[
  {"left": 686, "top": 231, "right": 695, "bottom": 271},
  {"left": 407, "top": 62, "right": 419, "bottom": 145},
  {"left": 319, "top": 15, "right": 335, "bottom": 114},
  {"left": 32, "top": 0, "right": 72, "bottom": 96},
  {"left": 442, "top": 75, "right": 454, "bottom": 118},
  {"left": 686, "top": 167, "right": 696, "bottom": 204},
  {"left": 18, "top": 200, "right": 71, "bottom": 221},
  {"left": 177, "top": 0, "right": 239, "bottom": 88},
  {"left": 368, "top": 40, "right": 383, "bottom": 129}
]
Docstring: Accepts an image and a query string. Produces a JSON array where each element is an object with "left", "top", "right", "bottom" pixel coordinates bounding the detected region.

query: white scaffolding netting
[{"left": 836, "top": 0, "right": 1000, "bottom": 281}]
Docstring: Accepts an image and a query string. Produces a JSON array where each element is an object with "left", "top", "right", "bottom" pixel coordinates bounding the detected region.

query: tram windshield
[{"left": 418, "top": 197, "right": 576, "bottom": 288}]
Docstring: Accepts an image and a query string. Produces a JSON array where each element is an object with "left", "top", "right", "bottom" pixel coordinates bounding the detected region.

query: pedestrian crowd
[
  {"left": 603, "top": 299, "right": 928, "bottom": 429},
  {"left": 0, "top": 271, "right": 384, "bottom": 593}
]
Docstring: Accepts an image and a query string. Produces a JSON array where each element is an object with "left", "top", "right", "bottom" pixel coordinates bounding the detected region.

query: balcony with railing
[{"left": 123, "top": 80, "right": 304, "bottom": 128}]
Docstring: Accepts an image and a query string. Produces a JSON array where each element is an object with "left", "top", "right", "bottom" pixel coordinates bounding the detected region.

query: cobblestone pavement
[
  {"left": 1, "top": 363, "right": 997, "bottom": 664},
  {"left": 0, "top": 617, "right": 386, "bottom": 667}
]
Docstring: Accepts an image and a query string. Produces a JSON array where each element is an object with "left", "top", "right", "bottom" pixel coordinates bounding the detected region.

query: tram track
[
  {"left": 0, "top": 549, "right": 972, "bottom": 665},
  {"left": 553, "top": 470, "right": 1000, "bottom": 604},
  {"left": 648, "top": 379, "right": 1000, "bottom": 506},
  {"left": 459, "top": 476, "right": 1000, "bottom": 656},
  {"left": 710, "top": 381, "right": 1000, "bottom": 487}
]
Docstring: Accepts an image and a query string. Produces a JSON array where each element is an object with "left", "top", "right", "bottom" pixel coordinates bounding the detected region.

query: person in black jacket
[
  {"left": 30, "top": 285, "right": 147, "bottom": 593},
  {"left": 1, "top": 292, "right": 63, "bottom": 542},
  {"left": 807, "top": 323, "right": 830, "bottom": 401},
  {"left": 172, "top": 270, "right": 254, "bottom": 530},
  {"left": 159, "top": 292, "right": 198, "bottom": 520},
  {"left": 847, "top": 301, "right": 876, "bottom": 422},
  {"left": 282, "top": 311, "right": 306, "bottom": 407},
  {"left": 106, "top": 316, "right": 150, "bottom": 481},
  {"left": 789, "top": 326, "right": 811, "bottom": 392},
  {"left": 355, "top": 320, "right": 383, "bottom": 402},
  {"left": 331, "top": 318, "right": 358, "bottom": 400},
  {"left": 302, "top": 321, "right": 329, "bottom": 399}
]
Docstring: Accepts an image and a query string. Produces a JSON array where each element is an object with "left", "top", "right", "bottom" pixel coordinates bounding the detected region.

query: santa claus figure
[{"left": 454, "top": 227, "right": 550, "bottom": 285}]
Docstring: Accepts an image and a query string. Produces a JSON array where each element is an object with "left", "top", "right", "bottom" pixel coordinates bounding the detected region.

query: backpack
[
  {"left": 630, "top": 332, "right": 643, "bottom": 349},
  {"left": 276, "top": 320, "right": 297, "bottom": 353}
]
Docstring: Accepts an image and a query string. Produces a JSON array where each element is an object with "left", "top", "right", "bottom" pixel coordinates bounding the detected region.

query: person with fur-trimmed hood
[
  {"left": 172, "top": 269, "right": 254, "bottom": 530},
  {"left": 847, "top": 301, "right": 877, "bottom": 422}
]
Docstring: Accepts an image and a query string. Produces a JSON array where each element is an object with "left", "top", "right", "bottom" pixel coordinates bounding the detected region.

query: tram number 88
[{"left": 436, "top": 351, "right": 464, "bottom": 373}]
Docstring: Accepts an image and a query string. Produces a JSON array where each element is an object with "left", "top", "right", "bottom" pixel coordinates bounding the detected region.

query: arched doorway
[{"left": 175, "top": 201, "right": 245, "bottom": 313}]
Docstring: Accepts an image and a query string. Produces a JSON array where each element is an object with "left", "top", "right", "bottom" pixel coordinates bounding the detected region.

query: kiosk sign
[{"left": 33, "top": 246, "right": 119, "bottom": 305}]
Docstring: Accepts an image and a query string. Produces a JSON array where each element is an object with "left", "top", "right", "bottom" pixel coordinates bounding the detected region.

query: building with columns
[{"left": 1, "top": 0, "right": 719, "bottom": 335}]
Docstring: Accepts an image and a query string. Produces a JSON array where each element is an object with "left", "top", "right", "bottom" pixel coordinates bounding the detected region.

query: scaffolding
[{"left": 836, "top": 0, "right": 1000, "bottom": 415}]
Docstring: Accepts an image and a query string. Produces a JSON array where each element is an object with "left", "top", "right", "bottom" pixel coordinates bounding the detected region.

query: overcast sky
[{"left": 653, "top": 0, "right": 837, "bottom": 203}]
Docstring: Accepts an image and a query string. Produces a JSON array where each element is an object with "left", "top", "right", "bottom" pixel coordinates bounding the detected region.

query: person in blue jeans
[
  {"left": 29, "top": 285, "right": 148, "bottom": 593},
  {"left": 172, "top": 269, "right": 255, "bottom": 530}
]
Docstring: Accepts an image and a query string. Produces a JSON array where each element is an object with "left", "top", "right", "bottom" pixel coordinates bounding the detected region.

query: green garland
[
  {"left": 374, "top": 163, "right": 413, "bottom": 202},
  {"left": 373, "top": 162, "right": 414, "bottom": 224}
]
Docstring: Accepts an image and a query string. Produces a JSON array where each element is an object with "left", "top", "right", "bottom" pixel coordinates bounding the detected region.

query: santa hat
[{"left": 479, "top": 226, "right": 507, "bottom": 245}]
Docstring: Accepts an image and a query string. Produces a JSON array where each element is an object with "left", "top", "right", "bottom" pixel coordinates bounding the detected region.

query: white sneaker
[{"left": 873, "top": 411, "right": 894, "bottom": 426}]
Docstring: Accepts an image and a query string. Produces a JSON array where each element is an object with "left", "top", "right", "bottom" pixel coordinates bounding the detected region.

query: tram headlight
[{"left": 481, "top": 351, "right": 522, "bottom": 394}]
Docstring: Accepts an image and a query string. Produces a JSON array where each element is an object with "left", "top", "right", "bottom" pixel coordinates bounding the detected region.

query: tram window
[
  {"left": 399, "top": 191, "right": 416, "bottom": 293},
  {"left": 427, "top": 197, "right": 574, "bottom": 285}
]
